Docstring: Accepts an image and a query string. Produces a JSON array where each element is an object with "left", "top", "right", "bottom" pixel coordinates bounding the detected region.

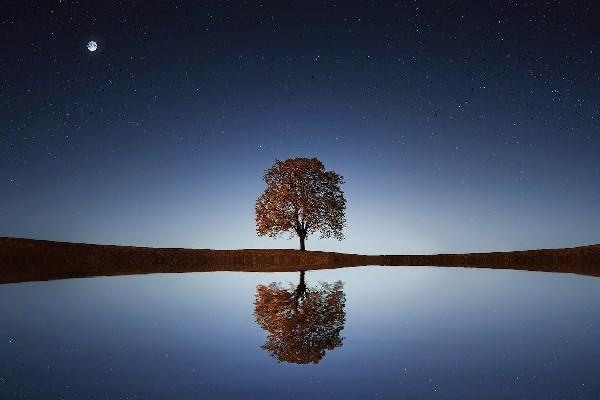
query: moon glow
[{"left": 86, "top": 41, "right": 98, "bottom": 52}]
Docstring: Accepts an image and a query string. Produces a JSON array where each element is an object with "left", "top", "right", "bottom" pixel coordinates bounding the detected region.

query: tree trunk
[
  {"left": 296, "top": 270, "right": 306, "bottom": 298},
  {"left": 299, "top": 235, "right": 306, "bottom": 251}
]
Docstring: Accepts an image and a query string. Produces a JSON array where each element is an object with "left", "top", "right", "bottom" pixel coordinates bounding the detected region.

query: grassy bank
[{"left": 1, "top": 237, "right": 599, "bottom": 284}]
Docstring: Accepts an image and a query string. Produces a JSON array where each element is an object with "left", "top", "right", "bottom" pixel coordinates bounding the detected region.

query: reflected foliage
[{"left": 254, "top": 271, "right": 346, "bottom": 364}]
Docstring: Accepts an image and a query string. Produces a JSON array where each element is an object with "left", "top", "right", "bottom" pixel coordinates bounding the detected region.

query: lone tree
[{"left": 255, "top": 157, "right": 346, "bottom": 251}]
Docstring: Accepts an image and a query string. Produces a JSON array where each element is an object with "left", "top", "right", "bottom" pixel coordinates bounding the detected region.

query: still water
[{"left": 1, "top": 266, "right": 599, "bottom": 399}]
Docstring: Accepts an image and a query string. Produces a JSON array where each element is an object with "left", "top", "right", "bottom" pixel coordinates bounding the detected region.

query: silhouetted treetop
[{"left": 255, "top": 157, "right": 346, "bottom": 250}]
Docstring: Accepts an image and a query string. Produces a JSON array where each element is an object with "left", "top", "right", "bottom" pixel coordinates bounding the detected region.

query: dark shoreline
[{"left": 1, "top": 237, "right": 599, "bottom": 284}]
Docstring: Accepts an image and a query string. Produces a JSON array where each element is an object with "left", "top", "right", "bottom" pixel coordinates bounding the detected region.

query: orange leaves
[
  {"left": 253, "top": 274, "right": 346, "bottom": 364},
  {"left": 255, "top": 157, "right": 346, "bottom": 248}
]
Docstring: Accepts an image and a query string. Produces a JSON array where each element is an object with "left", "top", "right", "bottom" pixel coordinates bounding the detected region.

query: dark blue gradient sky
[{"left": 2, "top": 1, "right": 600, "bottom": 254}]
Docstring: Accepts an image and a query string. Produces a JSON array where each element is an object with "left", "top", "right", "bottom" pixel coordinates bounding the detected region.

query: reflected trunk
[{"left": 295, "top": 270, "right": 306, "bottom": 301}]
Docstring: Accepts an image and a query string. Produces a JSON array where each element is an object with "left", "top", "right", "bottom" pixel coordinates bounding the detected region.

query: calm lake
[{"left": 1, "top": 266, "right": 599, "bottom": 399}]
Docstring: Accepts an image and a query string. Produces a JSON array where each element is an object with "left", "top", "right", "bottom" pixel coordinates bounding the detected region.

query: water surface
[{"left": 1, "top": 266, "right": 599, "bottom": 399}]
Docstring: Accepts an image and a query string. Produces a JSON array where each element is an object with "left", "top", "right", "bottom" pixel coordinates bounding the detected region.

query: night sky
[{"left": 2, "top": 1, "right": 600, "bottom": 254}]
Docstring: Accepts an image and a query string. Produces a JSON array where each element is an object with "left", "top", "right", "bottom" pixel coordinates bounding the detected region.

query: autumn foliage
[
  {"left": 255, "top": 157, "right": 346, "bottom": 250},
  {"left": 253, "top": 271, "right": 346, "bottom": 364}
]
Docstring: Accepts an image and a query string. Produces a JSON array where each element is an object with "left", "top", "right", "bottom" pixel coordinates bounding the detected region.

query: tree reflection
[{"left": 253, "top": 271, "right": 346, "bottom": 364}]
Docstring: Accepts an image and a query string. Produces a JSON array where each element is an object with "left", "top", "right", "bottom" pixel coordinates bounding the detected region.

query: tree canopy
[
  {"left": 255, "top": 157, "right": 346, "bottom": 250},
  {"left": 253, "top": 271, "right": 346, "bottom": 364}
]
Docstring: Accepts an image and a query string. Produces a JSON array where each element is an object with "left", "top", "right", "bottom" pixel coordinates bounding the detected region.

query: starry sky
[{"left": 2, "top": 1, "right": 600, "bottom": 254}]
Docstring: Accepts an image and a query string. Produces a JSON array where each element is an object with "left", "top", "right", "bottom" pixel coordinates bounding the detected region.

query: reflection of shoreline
[
  {"left": 1, "top": 237, "right": 599, "bottom": 284},
  {"left": 254, "top": 271, "right": 346, "bottom": 364}
]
